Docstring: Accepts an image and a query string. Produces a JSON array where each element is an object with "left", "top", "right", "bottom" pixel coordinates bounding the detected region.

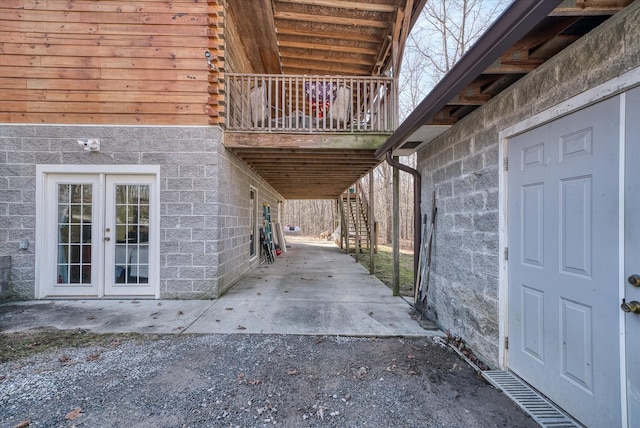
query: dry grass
[
  {"left": 352, "top": 244, "right": 414, "bottom": 297},
  {"left": 0, "top": 328, "right": 142, "bottom": 364}
]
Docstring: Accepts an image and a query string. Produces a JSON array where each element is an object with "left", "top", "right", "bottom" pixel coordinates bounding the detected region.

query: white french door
[{"left": 39, "top": 172, "right": 158, "bottom": 298}]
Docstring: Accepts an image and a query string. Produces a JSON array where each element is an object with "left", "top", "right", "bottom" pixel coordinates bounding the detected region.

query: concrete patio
[{"left": 0, "top": 237, "right": 438, "bottom": 338}]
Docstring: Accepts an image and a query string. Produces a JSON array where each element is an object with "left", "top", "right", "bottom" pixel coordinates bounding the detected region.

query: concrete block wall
[
  {"left": 0, "top": 124, "right": 282, "bottom": 299},
  {"left": 215, "top": 139, "right": 281, "bottom": 297},
  {"left": 0, "top": 256, "right": 10, "bottom": 299},
  {"left": 417, "top": 3, "right": 639, "bottom": 366}
]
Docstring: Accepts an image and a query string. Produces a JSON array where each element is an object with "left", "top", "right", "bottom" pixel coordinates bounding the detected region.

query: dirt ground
[{"left": 0, "top": 331, "right": 537, "bottom": 428}]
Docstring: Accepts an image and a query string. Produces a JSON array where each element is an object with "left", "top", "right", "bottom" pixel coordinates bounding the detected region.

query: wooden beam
[
  {"left": 275, "top": 0, "right": 398, "bottom": 13},
  {"left": 274, "top": 11, "right": 390, "bottom": 28},
  {"left": 224, "top": 132, "right": 390, "bottom": 149},
  {"left": 278, "top": 40, "right": 378, "bottom": 55},
  {"left": 550, "top": 0, "right": 632, "bottom": 16},
  {"left": 282, "top": 62, "right": 371, "bottom": 76},
  {"left": 279, "top": 51, "right": 372, "bottom": 66},
  {"left": 275, "top": 26, "right": 382, "bottom": 43}
]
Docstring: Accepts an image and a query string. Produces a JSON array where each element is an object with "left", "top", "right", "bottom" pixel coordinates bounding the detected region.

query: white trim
[
  {"left": 36, "top": 164, "right": 160, "bottom": 175},
  {"left": 35, "top": 165, "right": 161, "bottom": 299},
  {"left": 618, "top": 93, "right": 628, "bottom": 428},
  {"left": 498, "top": 124, "right": 508, "bottom": 369},
  {"left": 498, "top": 67, "right": 639, "bottom": 422}
]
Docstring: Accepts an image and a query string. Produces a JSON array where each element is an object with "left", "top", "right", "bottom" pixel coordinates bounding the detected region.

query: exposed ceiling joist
[
  {"left": 276, "top": 0, "right": 398, "bottom": 13},
  {"left": 274, "top": 11, "right": 391, "bottom": 28},
  {"left": 278, "top": 40, "right": 378, "bottom": 55}
]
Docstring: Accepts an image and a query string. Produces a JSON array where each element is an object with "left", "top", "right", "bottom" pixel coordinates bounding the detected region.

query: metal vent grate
[{"left": 482, "top": 370, "right": 583, "bottom": 428}]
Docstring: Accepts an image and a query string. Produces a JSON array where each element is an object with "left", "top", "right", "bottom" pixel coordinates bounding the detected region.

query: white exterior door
[
  {"left": 624, "top": 86, "right": 640, "bottom": 427},
  {"left": 508, "top": 96, "right": 621, "bottom": 427},
  {"left": 43, "top": 175, "right": 102, "bottom": 297},
  {"left": 38, "top": 172, "right": 158, "bottom": 298},
  {"left": 104, "top": 175, "right": 157, "bottom": 296}
]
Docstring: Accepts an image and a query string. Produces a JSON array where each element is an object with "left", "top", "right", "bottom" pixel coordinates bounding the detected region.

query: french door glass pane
[
  {"left": 56, "top": 184, "right": 92, "bottom": 284},
  {"left": 114, "top": 184, "right": 150, "bottom": 284}
]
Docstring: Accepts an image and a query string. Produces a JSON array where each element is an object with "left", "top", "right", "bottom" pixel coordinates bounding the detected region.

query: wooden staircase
[{"left": 337, "top": 182, "right": 376, "bottom": 253}]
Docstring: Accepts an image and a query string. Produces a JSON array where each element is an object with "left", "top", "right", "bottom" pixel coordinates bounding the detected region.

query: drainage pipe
[{"left": 385, "top": 151, "right": 421, "bottom": 290}]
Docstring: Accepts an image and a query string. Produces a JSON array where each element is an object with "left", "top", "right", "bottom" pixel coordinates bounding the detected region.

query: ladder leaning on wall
[{"left": 261, "top": 203, "right": 275, "bottom": 264}]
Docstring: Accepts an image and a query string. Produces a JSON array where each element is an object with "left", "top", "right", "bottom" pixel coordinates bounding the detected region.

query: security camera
[{"left": 204, "top": 51, "right": 215, "bottom": 71}]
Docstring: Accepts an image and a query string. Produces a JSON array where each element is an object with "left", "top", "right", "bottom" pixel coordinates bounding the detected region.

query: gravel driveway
[{"left": 0, "top": 332, "right": 537, "bottom": 427}]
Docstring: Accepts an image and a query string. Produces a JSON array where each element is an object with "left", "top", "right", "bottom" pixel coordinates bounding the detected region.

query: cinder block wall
[
  {"left": 214, "top": 139, "right": 281, "bottom": 297},
  {"left": 0, "top": 256, "right": 10, "bottom": 299},
  {"left": 0, "top": 124, "right": 281, "bottom": 299},
  {"left": 417, "top": 3, "right": 639, "bottom": 366}
]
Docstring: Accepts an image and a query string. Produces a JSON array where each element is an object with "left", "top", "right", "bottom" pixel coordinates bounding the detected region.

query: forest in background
[{"left": 283, "top": 0, "right": 509, "bottom": 245}]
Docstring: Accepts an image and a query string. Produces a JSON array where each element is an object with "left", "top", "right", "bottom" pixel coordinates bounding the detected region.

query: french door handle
[{"left": 104, "top": 236, "right": 111, "bottom": 241}]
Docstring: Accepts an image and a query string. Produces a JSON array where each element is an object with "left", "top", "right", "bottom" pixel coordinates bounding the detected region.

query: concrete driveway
[{"left": 0, "top": 237, "right": 437, "bottom": 338}]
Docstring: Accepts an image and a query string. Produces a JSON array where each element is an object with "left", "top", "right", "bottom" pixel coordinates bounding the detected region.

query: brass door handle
[
  {"left": 628, "top": 274, "right": 640, "bottom": 287},
  {"left": 621, "top": 300, "right": 640, "bottom": 314}
]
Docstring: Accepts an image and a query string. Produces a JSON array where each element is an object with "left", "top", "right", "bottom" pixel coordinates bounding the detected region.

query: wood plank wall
[{"left": 0, "top": 0, "right": 223, "bottom": 125}]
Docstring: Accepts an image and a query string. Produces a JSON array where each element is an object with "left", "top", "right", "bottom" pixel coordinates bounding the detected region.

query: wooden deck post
[
  {"left": 354, "top": 182, "right": 360, "bottom": 261},
  {"left": 345, "top": 189, "right": 350, "bottom": 256},
  {"left": 369, "top": 170, "right": 375, "bottom": 275},
  {"left": 392, "top": 156, "right": 400, "bottom": 296}
]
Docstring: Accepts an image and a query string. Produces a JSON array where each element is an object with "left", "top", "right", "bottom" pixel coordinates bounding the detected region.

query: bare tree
[
  {"left": 407, "top": 0, "right": 509, "bottom": 89},
  {"left": 282, "top": 1, "right": 508, "bottom": 243}
]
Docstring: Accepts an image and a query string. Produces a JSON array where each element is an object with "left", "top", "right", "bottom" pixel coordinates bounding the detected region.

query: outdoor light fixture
[{"left": 77, "top": 139, "right": 100, "bottom": 152}]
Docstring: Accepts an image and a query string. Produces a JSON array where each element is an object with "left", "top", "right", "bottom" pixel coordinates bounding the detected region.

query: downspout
[{"left": 385, "top": 151, "right": 421, "bottom": 290}]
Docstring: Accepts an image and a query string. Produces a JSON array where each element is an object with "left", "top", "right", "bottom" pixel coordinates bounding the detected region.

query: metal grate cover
[{"left": 482, "top": 370, "right": 583, "bottom": 428}]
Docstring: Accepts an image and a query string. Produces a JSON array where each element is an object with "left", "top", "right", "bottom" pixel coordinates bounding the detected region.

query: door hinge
[
  {"left": 503, "top": 157, "right": 508, "bottom": 171},
  {"left": 505, "top": 336, "right": 509, "bottom": 350},
  {"left": 504, "top": 247, "right": 508, "bottom": 260}
]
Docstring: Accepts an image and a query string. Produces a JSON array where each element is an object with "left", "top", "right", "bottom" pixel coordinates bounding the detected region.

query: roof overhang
[{"left": 375, "top": 0, "right": 632, "bottom": 159}]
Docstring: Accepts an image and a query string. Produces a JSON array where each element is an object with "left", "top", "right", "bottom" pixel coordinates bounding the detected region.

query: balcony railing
[{"left": 225, "top": 74, "right": 396, "bottom": 133}]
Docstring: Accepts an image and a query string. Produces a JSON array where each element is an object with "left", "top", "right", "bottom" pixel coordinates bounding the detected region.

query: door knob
[
  {"left": 621, "top": 300, "right": 640, "bottom": 314},
  {"left": 104, "top": 236, "right": 111, "bottom": 241},
  {"left": 628, "top": 274, "right": 640, "bottom": 287}
]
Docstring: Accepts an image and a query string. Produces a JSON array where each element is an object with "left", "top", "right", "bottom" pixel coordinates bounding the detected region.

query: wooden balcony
[
  {"left": 223, "top": 74, "right": 396, "bottom": 200},
  {"left": 225, "top": 74, "right": 395, "bottom": 134}
]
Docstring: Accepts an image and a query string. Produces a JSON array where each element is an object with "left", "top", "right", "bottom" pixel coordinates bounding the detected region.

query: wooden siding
[{"left": 0, "top": 0, "right": 221, "bottom": 125}]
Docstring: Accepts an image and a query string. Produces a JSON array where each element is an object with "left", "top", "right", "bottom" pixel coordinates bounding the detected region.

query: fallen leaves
[
  {"left": 65, "top": 407, "right": 83, "bottom": 420},
  {"left": 444, "top": 332, "right": 490, "bottom": 371},
  {"left": 236, "top": 373, "right": 261, "bottom": 385},
  {"left": 58, "top": 354, "right": 78, "bottom": 366},
  {"left": 287, "top": 368, "right": 300, "bottom": 376},
  {"left": 85, "top": 352, "right": 101, "bottom": 362}
]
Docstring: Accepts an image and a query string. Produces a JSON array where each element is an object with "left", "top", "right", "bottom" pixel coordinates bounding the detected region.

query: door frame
[
  {"left": 498, "top": 68, "right": 640, "bottom": 426},
  {"left": 35, "top": 164, "right": 161, "bottom": 299}
]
